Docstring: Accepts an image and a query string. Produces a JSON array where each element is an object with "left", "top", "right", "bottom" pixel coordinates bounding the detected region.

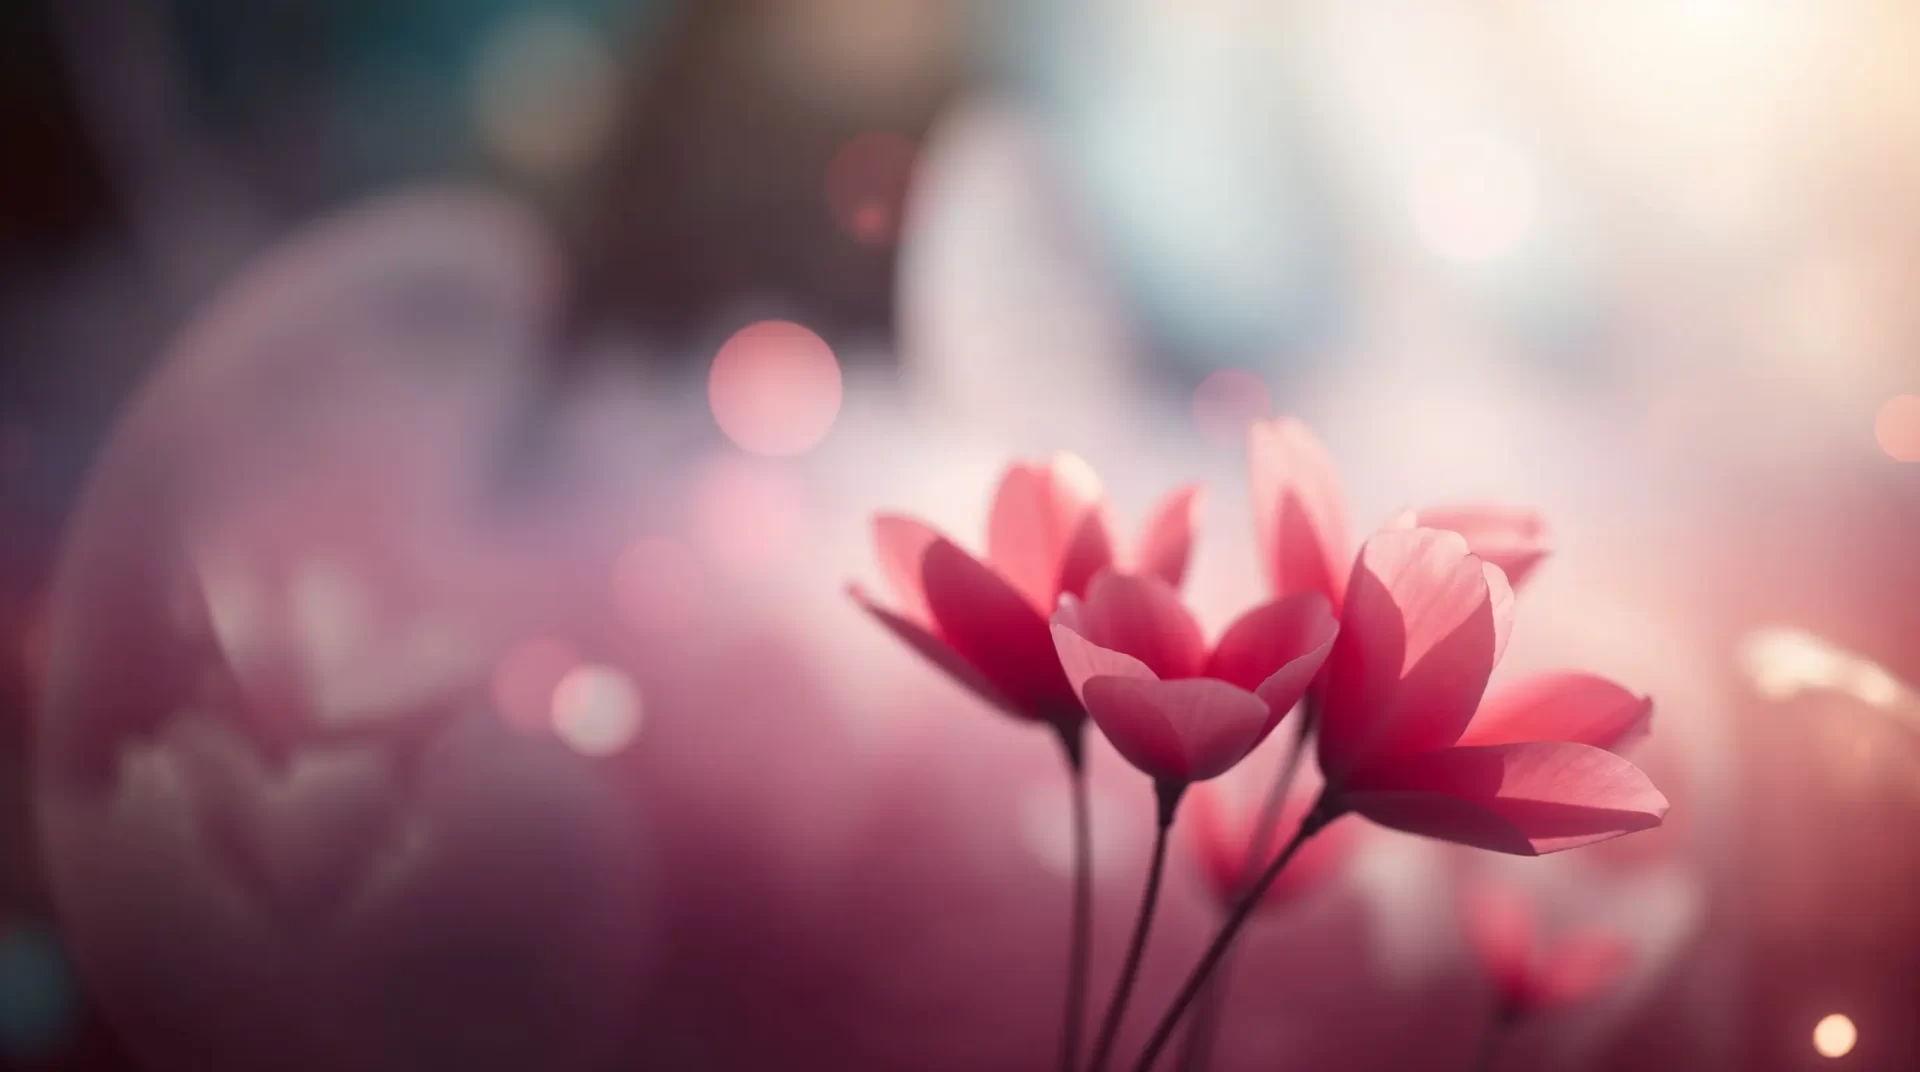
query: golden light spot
[
  {"left": 1813, "top": 1013, "right": 1856, "bottom": 1058},
  {"left": 707, "top": 321, "right": 842, "bottom": 456}
]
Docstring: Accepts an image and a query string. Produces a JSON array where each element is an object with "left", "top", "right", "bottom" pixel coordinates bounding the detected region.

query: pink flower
[
  {"left": 1249, "top": 418, "right": 1552, "bottom": 605},
  {"left": 1185, "top": 778, "right": 1357, "bottom": 911},
  {"left": 1465, "top": 884, "right": 1631, "bottom": 1016},
  {"left": 1049, "top": 572, "right": 1337, "bottom": 784},
  {"left": 853, "top": 454, "right": 1200, "bottom": 729},
  {"left": 1317, "top": 527, "right": 1665, "bottom": 855}
]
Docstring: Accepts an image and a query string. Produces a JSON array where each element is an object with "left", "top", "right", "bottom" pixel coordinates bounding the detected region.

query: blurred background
[{"left": 2, "top": 0, "right": 1919, "bottom": 1068}]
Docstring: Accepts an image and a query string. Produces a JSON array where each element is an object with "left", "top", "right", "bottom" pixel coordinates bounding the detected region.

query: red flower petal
[
  {"left": 851, "top": 583, "right": 1019, "bottom": 717},
  {"left": 1248, "top": 418, "right": 1349, "bottom": 607},
  {"left": 920, "top": 537, "right": 1080, "bottom": 721},
  {"left": 1132, "top": 484, "right": 1202, "bottom": 589},
  {"left": 872, "top": 514, "right": 941, "bottom": 624},
  {"left": 1051, "top": 606, "right": 1156, "bottom": 705},
  {"left": 1458, "top": 673, "right": 1653, "bottom": 753},
  {"left": 1317, "top": 529, "right": 1506, "bottom": 779},
  {"left": 986, "top": 454, "right": 1115, "bottom": 612},
  {"left": 1415, "top": 505, "right": 1551, "bottom": 590},
  {"left": 1340, "top": 741, "right": 1668, "bottom": 855},
  {"left": 1078, "top": 571, "right": 1207, "bottom": 680},
  {"left": 1204, "top": 592, "right": 1338, "bottom": 711},
  {"left": 1081, "top": 676, "right": 1273, "bottom": 782}
]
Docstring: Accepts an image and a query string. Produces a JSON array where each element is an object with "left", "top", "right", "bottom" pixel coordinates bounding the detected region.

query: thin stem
[
  {"left": 1242, "top": 700, "right": 1316, "bottom": 880},
  {"left": 1172, "top": 947, "right": 1233, "bottom": 1072},
  {"left": 1177, "top": 701, "right": 1314, "bottom": 1072},
  {"left": 1056, "top": 723, "right": 1093, "bottom": 1072},
  {"left": 1129, "top": 790, "right": 1344, "bottom": 1072},
  {"left": 1089, "top": 781, "right": 1185, "bottom": 1072}
]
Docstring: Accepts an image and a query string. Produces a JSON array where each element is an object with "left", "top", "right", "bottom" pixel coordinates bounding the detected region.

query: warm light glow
[
  {"left": 493, "top": 638, "right": 579, "bottom": 733},
  {"left": 1874, "top": 395, "right": 1920, "bottom": 462},
  {"left": 1739, "top": 628, "right": 1914, "bottom": 717},
  {"left": 1406, "top": 134, "right": 1538, "bottom": 264},
  {"left": 552, "top": 664, "right": 642, "bottom": 756},
  {"left": 1813, "top": 1013, "right": 1857, "bottom": 1058},
  {"left": 1191, "top": 368, "right": 1273, "bottom": 448},
  {"left": 707, "top": 321, "right": 843, "bottom": 456},
  {"left": 471, "top": 10, "right": 616, "bottom": 178},
  {"left": 826, "top": 133, "right": 917, "bottom": 246}
]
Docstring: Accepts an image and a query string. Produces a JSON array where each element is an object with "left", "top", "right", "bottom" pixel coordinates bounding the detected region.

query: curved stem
[
  {"left": 1243, "top": 700, "right": 1316, "bottom": 880},
  {"left": 1129, "top": 790, "right": 1343, "bottom": 1072},
  {"left": 1089, "top": 781, "right": 1184, "bottom": 1072},
  {"left": 1057, "top": 724, "right": 1093, "bottom": 1072},
  {"left": 1173, "top": 947, "right": 1233, "bottom": 1072},
  {"left": 1178, "top": 702, "right": 1314, "bottom": 1071}
]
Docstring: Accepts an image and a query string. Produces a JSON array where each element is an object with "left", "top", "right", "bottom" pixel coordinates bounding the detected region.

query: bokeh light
[
  {"left": 1812, "top": 1013, "right": 1857, "bottom": 1058},
  {"left": 492, "top": 637, "right": 580, "bottom": 734},
  {"left": 826, "top": 133, "right": 918, "bottom": 246},
  {"left": 1191, "top": 368, "right": 1273, "bottom": 448},
  {"left": 1873, "top": 395, "right": 1920, "bottom": 462},
  {"left": 1406, "top": 134, "right": 1538, "bottom": 264},
  {"left": 552, "top": 664, "right": 642, "bottom": 756},
  {"left": 470, "top": 10, "right": 617, "bottom": 179},
  {"left": 707, "top": 321, "right": 843, "bottom": 456}
]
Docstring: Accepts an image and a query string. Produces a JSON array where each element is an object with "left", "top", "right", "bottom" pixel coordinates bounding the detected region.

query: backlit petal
[
  {"left": 851, "top": 584, "right": 1019, "bottom": 716},
  {"left": 1079, "top": 571, "right": 1207, "bottom": 680},
  {"left": 1082, "top": 676, "right": 1273, "bottom": 782},
  {"left": 921, "top": 537, "right": 1079, "bottom": 721},
  {"left": 872, "top": 514, "right": 942, "bottom": 624},
  {"left": 1248, "top": 418, "right": 1349, "bottom": 607},
  {"left": 1341, "top": 742, "right": 1668, "bottom": 855},
  {"left": 1133, "top": 484, "right": 1202, "bottom": 589},
  {"left": 1458, "top": 673, "right": 1653, "bottom": 753},
  {"left": 1416, "top": 505, "right": 1551, "bottom": 590},
  {"left": 1317, "top": 529, "right": 1501, "bottom": 779},
  {"left": 1205, "top": 592, "right": 1338, "bottom": 712}
]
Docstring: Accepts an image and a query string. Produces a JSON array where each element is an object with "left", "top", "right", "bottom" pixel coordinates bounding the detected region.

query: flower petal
[
  {"left": 1132, "top": 484, "right": 1202, "bottom": 589},
  {"left": 1079, "top": 571, "right": 1208, "bottom": 680},
  {"left": 1248, "top": 418, "right": 1349, "bottom": 607},
  {"left": 851, "top": 584, "right": 1019, "bottom": 717},
  {"left": 920, "top": 536, "right": 1081, "bottom": 721},
  {"left": 1082, "top": 676, "right": 1273, "bottom": 782},
  {"left": 1051, "top": 603, "right": 1156, "bottom": 707},
  {"left": 1205, "top": 592, "right": 1338, "bottom": 712},
  {"left": 1458, "top": 673, "right": 1653, "bottom": 753},
  {"left": 1415, "top": 505, "right": 1551, "bottom": 590},
  {"left": 1340, "top": 742, "right": 1669, "bottom": 855},
  {"left": 986, "top": 454, "right": 1115, "bottom": 613},
  {"left": 872, "top": 514, "right": 942, "bottom": 624},
  {"left": 1316, "top": 528, "right": 1504, "bottom": 779}
]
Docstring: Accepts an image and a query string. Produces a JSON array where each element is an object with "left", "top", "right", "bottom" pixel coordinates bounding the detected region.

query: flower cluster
[{"left": 854, "top": 418, "right": 1667, "bottom": 1072}]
